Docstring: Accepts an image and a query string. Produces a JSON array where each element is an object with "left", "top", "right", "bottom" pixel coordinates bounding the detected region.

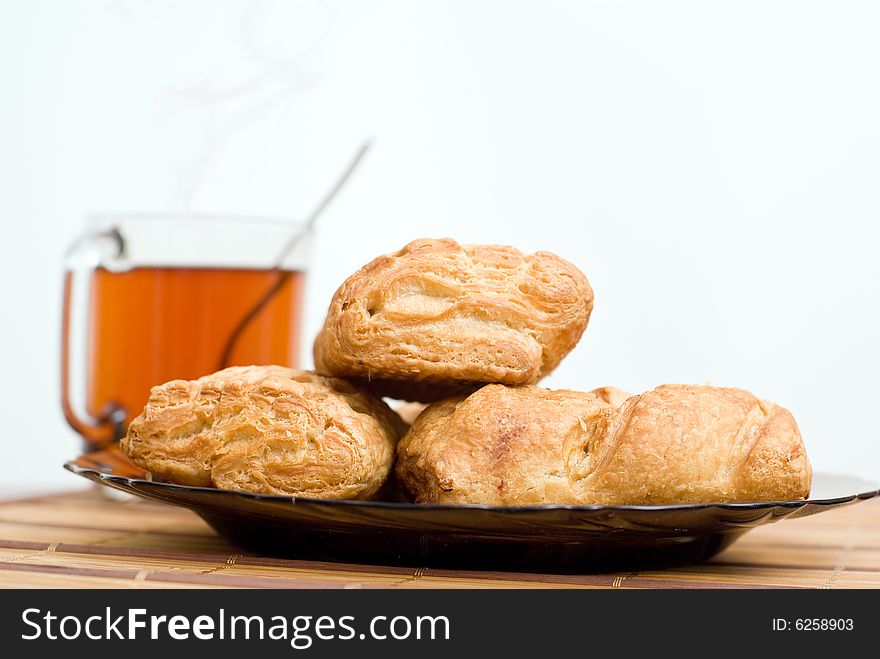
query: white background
[{"left": 1, "top": 0, "right": 878, "bottom": 494}]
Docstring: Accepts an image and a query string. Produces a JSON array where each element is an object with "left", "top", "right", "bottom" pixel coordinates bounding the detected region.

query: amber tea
[{"left": 63, "top": 266, "right": 305, "bottom": 448}]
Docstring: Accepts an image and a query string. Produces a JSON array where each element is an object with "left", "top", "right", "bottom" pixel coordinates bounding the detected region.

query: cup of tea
[{"left": 61, "top": 213, "right": 310, "bottom": 450}]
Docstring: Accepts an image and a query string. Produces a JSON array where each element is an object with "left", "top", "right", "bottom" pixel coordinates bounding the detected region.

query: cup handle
[{"left": 61, "top": 227, "right": 127, "bottom": 448}]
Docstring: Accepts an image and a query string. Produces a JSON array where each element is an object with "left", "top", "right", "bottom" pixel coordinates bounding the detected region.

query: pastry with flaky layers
[
  {"left": 121, "top": 366, "right": 405, "bottom": 499},
  {"left": 396, "top": 383, "right": 811, "bottom": 506},
  {"left": 313, "top": 238, "right": 594, "bottom": 402}
]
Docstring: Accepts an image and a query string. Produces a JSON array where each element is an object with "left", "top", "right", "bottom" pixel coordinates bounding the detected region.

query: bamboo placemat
[{"left": 0, "top": 488, "right": 877, "bottom": 588}]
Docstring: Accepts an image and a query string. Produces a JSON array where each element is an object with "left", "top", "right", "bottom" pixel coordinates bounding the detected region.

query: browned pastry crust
[
  {"left": 396, "top": 384, "right": 812, "bottom": 505},
  {"left": 313, "top": 238, "right": 593, "bottom": 402},
  {"left": 121, "top": 366, "right": 405, "bottom": 499}
]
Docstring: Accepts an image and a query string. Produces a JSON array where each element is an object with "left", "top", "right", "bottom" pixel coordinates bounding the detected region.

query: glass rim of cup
[{"left": 86, "top": 211, "right": 308, "bottom": 231}]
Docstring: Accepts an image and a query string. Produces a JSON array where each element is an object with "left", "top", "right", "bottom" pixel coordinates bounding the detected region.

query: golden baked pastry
[
  {"left": 396, "top": 383, "right": 811, "bottom": 505},
  {"left": 121, "top": 366, "right": 405, "bottom": 499},
  {"left": 313, "top": 238, "right": 593, "bottom": 402}
]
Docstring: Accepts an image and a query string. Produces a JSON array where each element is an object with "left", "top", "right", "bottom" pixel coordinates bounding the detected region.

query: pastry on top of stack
[{"left": 313, "top": 238, "right": 593, "bottom": 402}]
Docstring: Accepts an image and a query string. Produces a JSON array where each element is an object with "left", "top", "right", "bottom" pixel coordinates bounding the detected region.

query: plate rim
[{"left": 64, "top": 453, "right": 880, "bottom": 514}]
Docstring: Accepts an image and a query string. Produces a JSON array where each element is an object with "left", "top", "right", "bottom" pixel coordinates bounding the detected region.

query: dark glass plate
[{"left": 65, "top": 446, "right": 879, "bottom": 573}]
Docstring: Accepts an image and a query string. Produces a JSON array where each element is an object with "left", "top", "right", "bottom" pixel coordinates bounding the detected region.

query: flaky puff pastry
[
  {"left": 313, "top": 238, "right": 593, "bottom": 402},
  {"left": 396, "top": 384, "right": 811, "bottom": 505},
  {"left": 121, "top": 366, "right": 405, "bottom": 499}
]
